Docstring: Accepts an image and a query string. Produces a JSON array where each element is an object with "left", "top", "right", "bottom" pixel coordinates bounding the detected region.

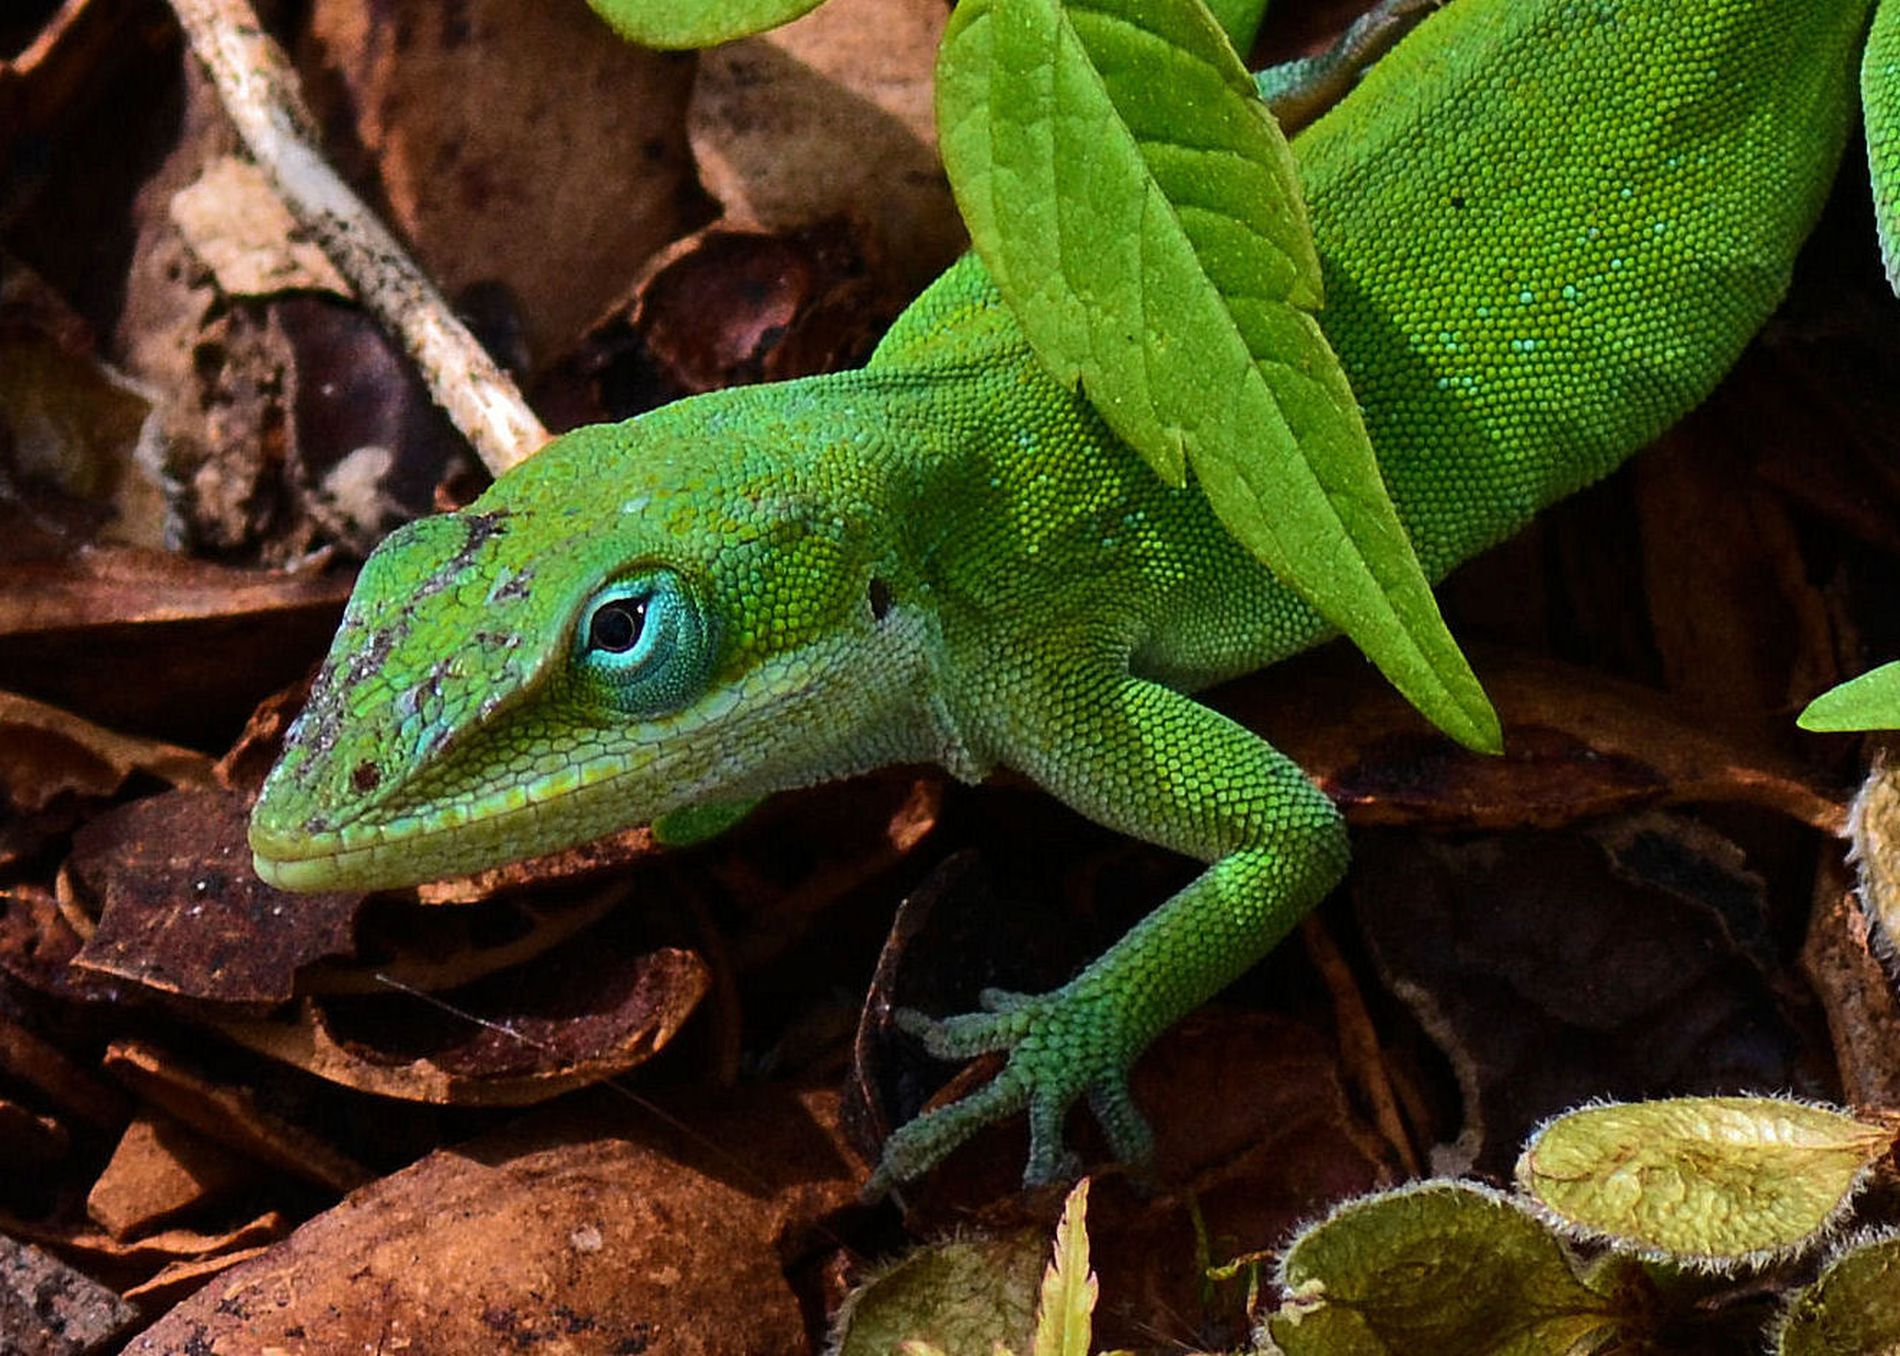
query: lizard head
[{"left": 249, "top": 384, "right": 941, "bottom": 891}]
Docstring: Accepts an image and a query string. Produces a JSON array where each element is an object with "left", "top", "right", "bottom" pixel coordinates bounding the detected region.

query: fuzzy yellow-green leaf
[
  {"left": 833, "top": 1233, "right": 1044, "bottom": 1356},
  {"left": 1777, "top": 1230, "right": 1900, "bottom": 1355},
  {"left": 1266, "top": 1181, "right": 1620, "bottom": 1355},
  {"left": 1517, "top": 1098, "right": 1896, "bottom": 1265}
]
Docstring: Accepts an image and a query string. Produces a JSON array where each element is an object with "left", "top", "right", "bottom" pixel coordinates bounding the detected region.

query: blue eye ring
[{"left": 575, "top": 571, "right": 716, "bottom": 717}]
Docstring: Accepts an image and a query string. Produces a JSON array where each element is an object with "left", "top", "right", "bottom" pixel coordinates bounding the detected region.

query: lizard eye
[
  {"left": 575, "top": 572, "right": 716, "bottom": 717},
  {"left": 587, "top": 596, "right": 647, "bottom": 653}
]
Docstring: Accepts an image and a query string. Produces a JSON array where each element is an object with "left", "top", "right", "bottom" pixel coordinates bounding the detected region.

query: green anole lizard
[{"left": 248, "top": 0, "right": 1878, "bottom": 1189}]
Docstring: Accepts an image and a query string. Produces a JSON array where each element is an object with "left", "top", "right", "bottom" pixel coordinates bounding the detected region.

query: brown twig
[{"left": 165, "top": 0, "right": 547, "bottom": 476}]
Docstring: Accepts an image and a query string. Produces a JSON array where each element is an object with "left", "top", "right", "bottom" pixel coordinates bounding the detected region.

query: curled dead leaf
[
  {"left": 1226, "top": 645, "right": 1845, "bottom": 834},
  {"left": 101, "top": 1040, "right": 368, "bottom": 1194},
  {"left": 0, "top": 546, "right": 352, "bottom": 746},
  {"left": 213, "top": 944, "right": 709, "bottom": 1107},
  {"left": 0, "top": 690, "right": 212, "bottom": 813}
]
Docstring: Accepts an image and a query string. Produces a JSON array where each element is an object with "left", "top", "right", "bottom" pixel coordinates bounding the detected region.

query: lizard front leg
[{"left": 870, "top": 645, "right": 1349, "bottom": 1192}]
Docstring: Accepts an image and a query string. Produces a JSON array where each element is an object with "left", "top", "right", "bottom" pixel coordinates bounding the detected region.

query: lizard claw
[
  {"left": 894, "top": 1000, "right": 1038, "bottom": 1059},
  {"left": 870, "top": 982, "right": 1156, "bottom": 1193},
  {"left": 977, "top": 986, "right": 1035, "bottom": 1013}
]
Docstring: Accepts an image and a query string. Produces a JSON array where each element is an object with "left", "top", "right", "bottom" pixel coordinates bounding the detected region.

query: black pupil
[{"left": 589, "top": 598, "right": 646, "bottom": 653}]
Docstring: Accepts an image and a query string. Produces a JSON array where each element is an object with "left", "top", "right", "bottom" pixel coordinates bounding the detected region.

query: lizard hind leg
[{"left": 869, "top": 653, "right": 1349, "bottom": 1192}]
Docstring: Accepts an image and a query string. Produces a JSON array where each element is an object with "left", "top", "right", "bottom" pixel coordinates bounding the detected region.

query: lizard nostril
[
  {"left": 869, "top": 578, "right": 893, "bottom": 621},
  {"left": 352, "top": 761, "right": 382, "bottom": 794}
]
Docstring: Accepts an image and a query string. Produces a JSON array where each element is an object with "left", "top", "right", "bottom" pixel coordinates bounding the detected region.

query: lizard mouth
[
  {"left": 248, "top": 735, "right": 692, "bottom": 893},
  {"left": 248, "top": 779, "right": 584, "bottom": 894},
  {"left": 249, "top": 820, "right": 453, "bottom": 894}
]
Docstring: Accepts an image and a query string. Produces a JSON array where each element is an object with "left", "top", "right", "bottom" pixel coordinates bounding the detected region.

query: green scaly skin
[
  {"left": 250, "top": 0, "right": 1873, "bottom": 1188},
  {"left": 1870, "top": 0, "right": 1900, "bottom": 290}
]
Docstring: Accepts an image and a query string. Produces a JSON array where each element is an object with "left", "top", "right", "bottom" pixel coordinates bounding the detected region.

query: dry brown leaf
[
  {"left": 213, "top": 944, "right": 709, "bottom": 1106},
  {"left": 117, "top": 1244, "right": 274, "bottom": 1309},
  {"left": 0, "top": 1095, "right": 68, "bottom": 1170},
  {"left": 125, "top": 1088, "right": 859, "bottom": 1356},
  {"left": 688, "top": 0, "right": 962, "bottom": 297},
  {"left": 68, "top": 787, "right": 363, "bottom": 1010},
  {"left": 632, "top": 223, "right": 886, "bottom": 396},
  {"left": 0, "top": 690, "right": 213, "bottom": 813},
  {"left": 1636, "top": 420, "right": 1838, "bottom": 748},
  {"left": 412, "top": 825, "right": 656, "bottom": 905},
  {"left": 0, "top": 1010, "right": 127, "bottom": 1134},
  {"left": 0, "top": 885, "right": 109, "bottom": 1004},
  {"left": 305, "top": 887, "right": 628, "bottom": 995},
  {"left": 299, "top": 0, "right": 708, "bottom": 371},
  {"left": 1, "top": 1209, "right": 289, "bottom": 1274},
  {"left": 0, "top": 261, "right": 169, "bottom": 549},
  {"left": 0, "top": 547, "right": 352, "bottom": 745},
  {"left": 1351, "top": 819, "right": 1808, "bottom": 1176},
  {"left": 101, "top": 1040, "right": 368, "bottom": 1194},
  {"left": 86, "top": 1111, "right": 259, "bottom": 1242},
  {"left": 1224, "top": 644, "right": 1845, "bottom": 833}
]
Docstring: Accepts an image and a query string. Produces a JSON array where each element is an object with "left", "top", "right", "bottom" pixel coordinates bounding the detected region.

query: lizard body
[{"left": 251, "top": 0, "right": 1875, "bottom": 1185}]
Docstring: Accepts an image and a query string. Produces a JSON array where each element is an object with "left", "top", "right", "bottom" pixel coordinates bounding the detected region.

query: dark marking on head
[
  {"left": 411, "top": 509, "right": 514, "bottom": 607},
  {"left": 868, "top": 577, "right": 893, "bottom": 622},
  {"left": 352, "top": 761, "right": 381, "bottom": 793}
]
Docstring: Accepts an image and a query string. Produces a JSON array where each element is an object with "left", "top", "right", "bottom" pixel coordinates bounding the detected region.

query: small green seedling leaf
[
  {"left": 1034, "top": 1178, "right": 1097, "bottom": 1356},
  {"left": 1517, "top": 1097, "right": 1897, "bottom": 1267},
  {"left": 1798, "top": 662, "right": 1900, "bottom": 732},
  {"left": 1266, "top": 1181, "right": 1621, "bottom": 1355},
  {"left": 831, "top": 1232, "right": 1044, "bottom": 1356},
  {"left": 935, "top": 0, "right": 1499, "bottom": 754},
  {"left": 1866, "top": 0, "right": 1900, "bottom": 294},
  {"left": 1777, "top": 1229, "right": 1900, "bottom": 1355},
  {"left": 585, "top": 0, "right": 827, "bottom": 49}
]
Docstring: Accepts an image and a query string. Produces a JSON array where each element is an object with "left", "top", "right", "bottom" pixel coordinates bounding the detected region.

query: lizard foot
[{"left": 865, "top": 981, "right": 1156, "bottom": 1196}]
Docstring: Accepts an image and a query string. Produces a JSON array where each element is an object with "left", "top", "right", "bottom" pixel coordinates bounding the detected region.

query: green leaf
[
  {"left": 1798, "top": 662, "right": 1900, "bottom": 733},
  {"left": 1203, "top": 0, "right": 1270, "bottom": 55},
  {"left": 1866, "top": 0, "right": 1900, "bottom": 295},
  {"left": 1516, "top": 1097, "right": 1897, "bottom": 1266},
  {"left": 1034, "top": 1178, "right": 1097, "bottom": 1356},
  {"left": 1266, "top": 1181, "right": 1621, "bottom": 1355},
  {"left": 935, "top": 0, "right": 1500, "bottom": 753},
  {"left": 584, "top": 0, "right": 827, "bottom": 49},
  {"left": 1777, "top": 1229, "right": 1900, "bottom": 1355}
]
